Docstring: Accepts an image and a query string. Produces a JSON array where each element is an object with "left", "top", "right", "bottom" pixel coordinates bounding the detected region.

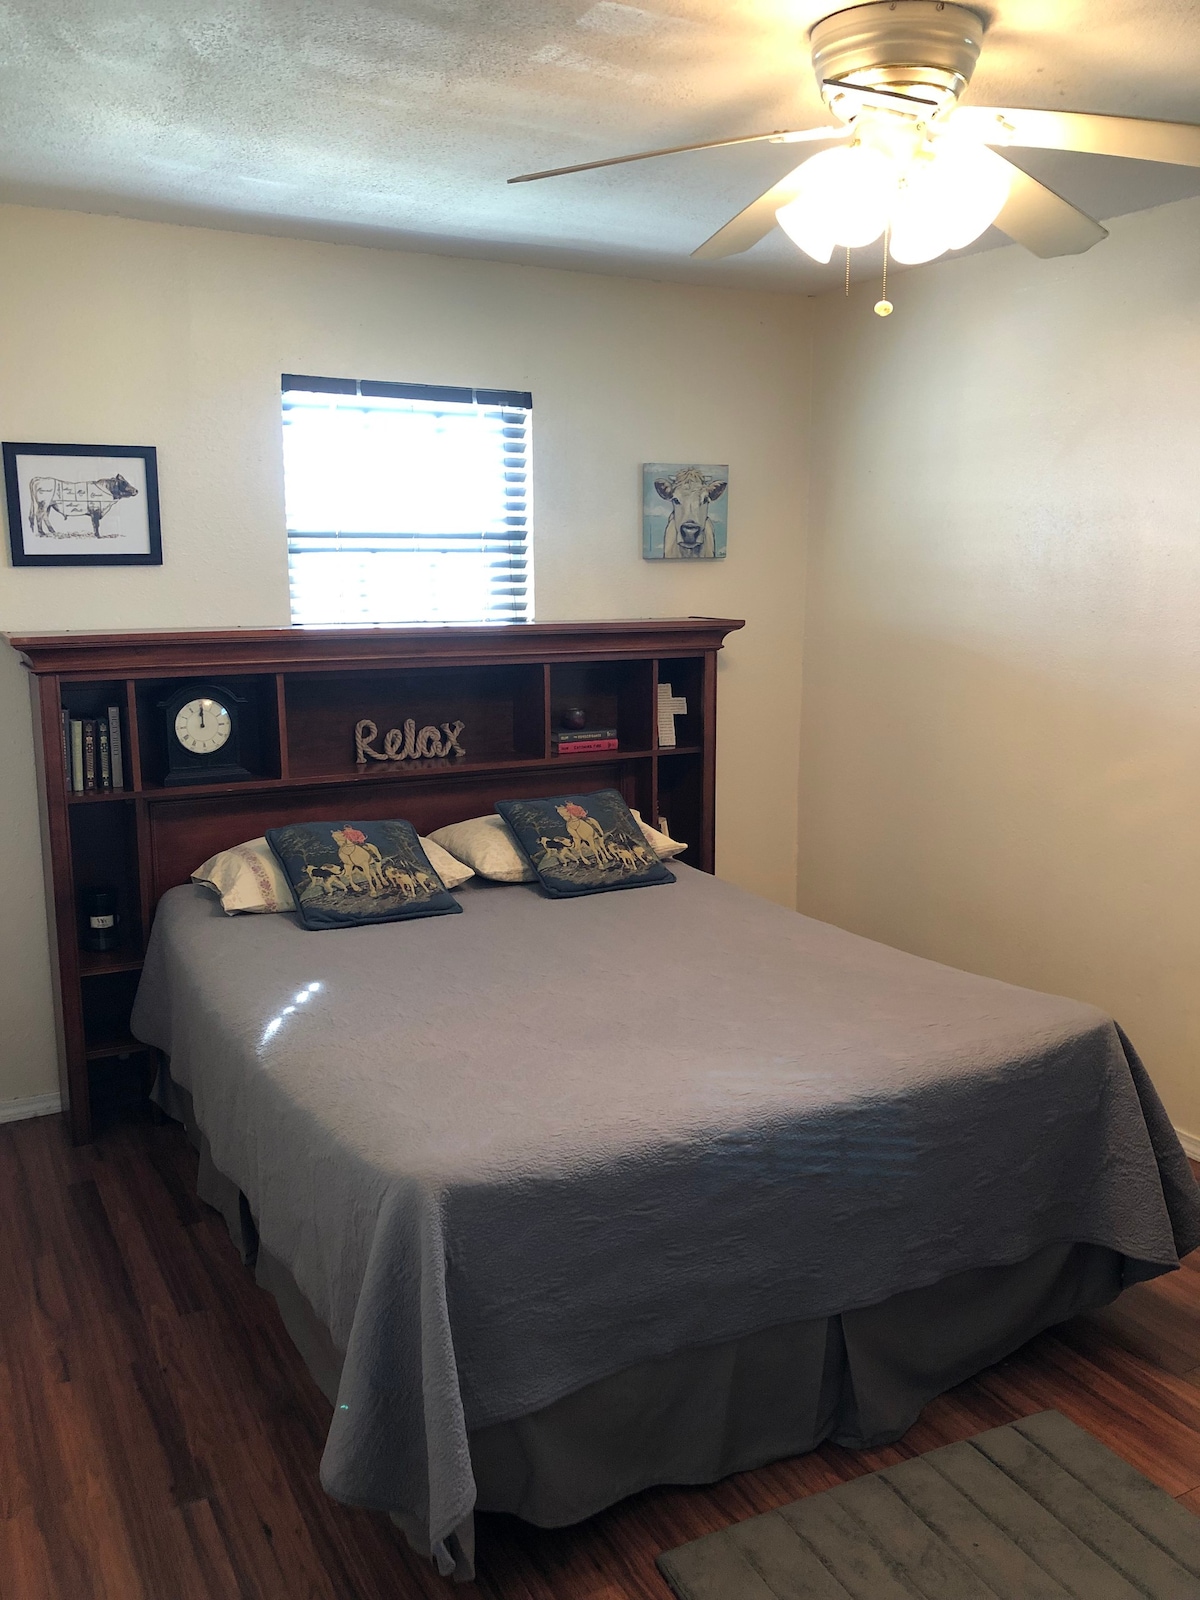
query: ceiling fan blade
[
  {"left": 690, "top": 144, "right": 848, "bottom": 260},
  {"left": 992, "top": 157, "right": 1109, "bottom": 257},
  {"left": 953, "top": 106, "right": 1200, "bottom": 168},
  {"left": 508, "top": 125, "right": 847, "bottom": 185}
]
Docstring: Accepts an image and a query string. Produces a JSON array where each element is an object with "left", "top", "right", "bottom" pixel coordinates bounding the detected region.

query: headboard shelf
[
  {"left": 67, "top": 788, "right": 137, "bottom": 806},
  {"left": 8, "top": 617, "right": 744, "bottom": 1143}
]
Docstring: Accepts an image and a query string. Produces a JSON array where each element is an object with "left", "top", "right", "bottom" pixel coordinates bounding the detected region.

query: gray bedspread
[{"left": 131, "top": 866, "right": 1200, "bottom": 1572}]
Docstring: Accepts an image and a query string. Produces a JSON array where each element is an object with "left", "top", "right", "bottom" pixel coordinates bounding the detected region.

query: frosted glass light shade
[
  {"left": 941, "top": 144, "right": 1013, "bottom": 247},
  {"left": 775, "top": 197, "right": 836, "bottom": 263},
  {"left": 776, "top": 144, "right": 896, "bottom": 261},
  {"left": 889, "top": 142, "right": 1012, "bottom": 264}
]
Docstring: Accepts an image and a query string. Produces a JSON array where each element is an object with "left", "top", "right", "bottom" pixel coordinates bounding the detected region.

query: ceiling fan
[{"left": 509, "top": 0, "right": 1200, "bottom": 283}]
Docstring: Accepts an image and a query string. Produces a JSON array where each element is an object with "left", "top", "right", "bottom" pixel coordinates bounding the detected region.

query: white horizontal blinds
[{"left": 282, "top": 375, "right": 532, "bottom": 625}]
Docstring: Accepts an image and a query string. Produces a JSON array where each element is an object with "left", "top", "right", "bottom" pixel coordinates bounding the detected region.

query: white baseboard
[
  {"left": 1176, "top": 1126, "right": 1200, "bottom": 1162},
  {"left": 0, "top": 1092, "right": 62, "bottom": 1125}
]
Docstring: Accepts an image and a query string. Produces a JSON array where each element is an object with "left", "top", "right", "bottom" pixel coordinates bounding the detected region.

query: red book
[{"left": 554, "top": 738, "right": 619, "bottom": 754}]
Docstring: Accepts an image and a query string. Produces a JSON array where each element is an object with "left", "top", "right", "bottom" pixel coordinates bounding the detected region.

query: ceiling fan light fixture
[
  {"left": 775, "top": 143, "right": 896, "bottom": 259},
  {"left": 810, "top": 2, "right": 985, "bottom": 119},
  {"left": 939, "top": 143, "right": 1012, "bottom": 248},
  {"left": 887, "top": 206, "right": 950, "bottom": 266},
  {"left": 517, "top": 1, "right": 1200, "bottom": 272},
  {"left": 888, "top": 140, "right": 1011, "bottom": 263},
  {"left": 774, "top": 197, "right": 836, "bottom": 262}
]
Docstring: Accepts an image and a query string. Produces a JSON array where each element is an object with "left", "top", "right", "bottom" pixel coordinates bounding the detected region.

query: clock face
[{"left": 174, "top": 697, "right": 232, "bottom": 756}]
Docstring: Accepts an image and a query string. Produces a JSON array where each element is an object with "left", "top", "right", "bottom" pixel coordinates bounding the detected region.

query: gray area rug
[{"left": 657, "top": 1411, "right": 1200, "bottom": 1599}]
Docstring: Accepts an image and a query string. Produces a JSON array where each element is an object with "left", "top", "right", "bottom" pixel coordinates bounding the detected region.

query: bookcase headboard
[{"left": 9, "top": 617, "right": 743, "bottom": 1142}]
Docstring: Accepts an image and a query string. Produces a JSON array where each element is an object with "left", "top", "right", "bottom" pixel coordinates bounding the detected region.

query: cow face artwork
[
  {"left": 4, "top": 444, "right": 162, "bottom": 566},
  {"left": 642, "top": 463, "right": 729, "bottom": 561}
]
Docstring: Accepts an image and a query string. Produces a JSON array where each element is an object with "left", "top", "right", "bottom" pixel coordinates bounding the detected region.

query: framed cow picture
[
  {"left": 3, "top": 442, "right": 162, "bottom": 566},
  {"left": 642, "top": 463, "right": 728, "bottom": 561}
]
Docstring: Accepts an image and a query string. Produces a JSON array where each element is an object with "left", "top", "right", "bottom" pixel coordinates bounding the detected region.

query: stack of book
[
  {"left": 552, "top": 726, "right": 619, "bottom": 755},
  {"left": 62, "top": 705, "right": 126, "bottom": 794}
]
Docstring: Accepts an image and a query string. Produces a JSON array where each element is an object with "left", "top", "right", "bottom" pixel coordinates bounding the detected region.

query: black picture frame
[{"left": 3, "top": 442, "right": 163, "bottom": 567}]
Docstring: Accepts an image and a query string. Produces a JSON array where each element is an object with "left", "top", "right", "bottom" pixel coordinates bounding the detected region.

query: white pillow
[
  {"left": 192, "top": 832, "right": 474, "bottom": 914},
  {"left": 631, "top": 808, "right": 688, "bottom": 861},
  {"left": 428, "top": 808, "right": 685, "bottom": 882},
  {"left": 427, "top": 815, "right": 536, "bottom": 882}
]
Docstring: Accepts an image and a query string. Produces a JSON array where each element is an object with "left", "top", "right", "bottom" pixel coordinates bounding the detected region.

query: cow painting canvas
[
  {"left": 642, "top": 463, "right": 728, "bottom": 561},
  {"left": 4, "top": 443, "right": 162, "bottom": 566}
]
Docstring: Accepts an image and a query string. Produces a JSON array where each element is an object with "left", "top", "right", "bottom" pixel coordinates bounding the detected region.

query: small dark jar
[
  {"left": 560, "top": 706, "right": 588, "bottom": 730},
  {"left": 81, "top": 887, "right": 120, "bottom": 953}
]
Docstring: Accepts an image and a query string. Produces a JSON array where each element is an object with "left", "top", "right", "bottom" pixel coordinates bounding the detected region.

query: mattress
[{"left": 131, "top": 866, "right": 1200, "bottom": 1575}]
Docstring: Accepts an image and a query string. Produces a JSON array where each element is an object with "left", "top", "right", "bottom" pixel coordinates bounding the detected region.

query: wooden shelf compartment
[
  {"left": 75, "top": 843, "right": 145, "bottom": 1080},
  {"left": 654, "top": 657, "right": 706, "bottom": 750},
  {"left": 134, "top": 673, "right": 282, "bottom": 788},
  {"left": 550, "top": 659, "right": 654, "bottom": 751},
  {"left": 284, "top": 662, "right": 546, "bottom": 779},
  {"left": 85, "top": 1035, "right": 146, "bottom": 1062},
  {"left": 68, "top": 788, "right": 139, "bottom": 805},
  {"left": 79, "top": 948, "right": 145, "bottom": 978},
  {"left": 656, "top": 748, "right": 705, "bottom": 866},
  {"left": 59, "top": 677, "right": 136, "bottom": 797},
  {"left": 81, "top": 969, "right": 143, "bottom": 1058},
  {"left": 88, "top": 1049, "right": 158, "bottom": 1128},
  {"left": 69, "top": 799, "right": 142, "bottom": 958}
]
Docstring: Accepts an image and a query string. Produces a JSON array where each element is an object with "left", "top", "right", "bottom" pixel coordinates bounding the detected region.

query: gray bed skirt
[{"left": 156, "top": 1065, "right": 1127, "bottom": 1574}]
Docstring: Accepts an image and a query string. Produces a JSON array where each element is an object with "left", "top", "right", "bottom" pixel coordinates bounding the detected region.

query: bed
[{"left": 130, "top": 857, "right": 1200, "bottom": 1580}]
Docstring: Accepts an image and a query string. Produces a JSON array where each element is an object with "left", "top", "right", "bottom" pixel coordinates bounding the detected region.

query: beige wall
[
  {"left": 799, "top": 196, "right": 1200, "bottom": 1137},
  {"left": 0, "top": 203, "right": 812, "bottom": 1108}
]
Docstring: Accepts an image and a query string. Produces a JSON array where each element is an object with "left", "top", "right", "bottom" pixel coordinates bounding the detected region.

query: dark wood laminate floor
[{"left": 3, "top": 1112, "right": 1200, "bottom": 1600}]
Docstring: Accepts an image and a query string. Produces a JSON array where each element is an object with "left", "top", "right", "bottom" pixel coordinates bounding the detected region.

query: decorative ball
[
  {"left": 561, "top": 706, "right": 588, "bottom": 730},
  {"left": 874, "top": 299, "right": 894, "bottom": 317}
]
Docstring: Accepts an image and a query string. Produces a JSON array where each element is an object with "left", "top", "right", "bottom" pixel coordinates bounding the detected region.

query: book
[
  {"left": 97, "top": 718, "right": 112, "bottom": 790},
  {"left": 60, "top": 708, "right": 69, "bottom": 775},
  {"left": 107, "top": 704, "right": 124, "bottom": 790},
  {"left": 70, "top": 719, "right": 84, "bottom": 793},
  {"left": 553, "top": 738, "right": 619, "bottom": 755},
  {"left": 552, "top": 727, "right": 618, "bottom": 744},
  {"left": 82, "top": 720, "right": 97, "bottom": 792}
]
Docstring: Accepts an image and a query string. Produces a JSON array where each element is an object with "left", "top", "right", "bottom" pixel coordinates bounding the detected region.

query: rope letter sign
[{"left": 355, "top": 718, "right": 467, "bottom": 766}]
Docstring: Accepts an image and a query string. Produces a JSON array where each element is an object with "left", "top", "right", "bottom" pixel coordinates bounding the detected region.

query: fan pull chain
[
  {"left": 845, "top": 246, "right": 851, "bottom": 296},
  {"left": 875, "top": 227, "right": 894, "bottom": 317}
]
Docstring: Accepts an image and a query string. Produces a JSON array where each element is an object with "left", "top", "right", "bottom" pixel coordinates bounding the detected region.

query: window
[{"left": 282, "top": 375, "right": 532, "bottom": 625}]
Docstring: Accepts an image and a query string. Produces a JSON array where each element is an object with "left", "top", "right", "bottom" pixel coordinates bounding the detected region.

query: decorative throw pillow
[
  {"left": 429, "top": 808, "right": 684, "bottom": 882},
  {"left": 494, "top": 789, "right": 676, "bottom": 898},
  {"left": 193, "top": 832, "right": 473, "bottom": 913},
  {"left": 265, "top": 820, "right": 463, "bottom": 930},
  {"left": 427, "top": 814, "right": 537, "bottom": 883}
]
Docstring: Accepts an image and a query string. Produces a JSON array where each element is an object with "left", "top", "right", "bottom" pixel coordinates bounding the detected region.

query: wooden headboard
[{"left": 10, "top": 617, "right": 743, "bottom": 1142}]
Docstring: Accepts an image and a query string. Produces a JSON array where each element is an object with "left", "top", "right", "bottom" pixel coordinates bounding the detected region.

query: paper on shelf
[{"left": 657, "top": 681, "right": 687, "bottom": 748}]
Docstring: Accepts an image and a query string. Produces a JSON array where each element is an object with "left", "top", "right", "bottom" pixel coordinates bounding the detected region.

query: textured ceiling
[{"left": 0, "top": 1, "right": 1198, "bottom": 293}]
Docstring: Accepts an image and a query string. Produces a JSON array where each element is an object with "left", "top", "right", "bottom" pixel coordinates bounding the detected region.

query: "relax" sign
[{"left": 354, "top": 717, "right": 467, "bottom": 765}]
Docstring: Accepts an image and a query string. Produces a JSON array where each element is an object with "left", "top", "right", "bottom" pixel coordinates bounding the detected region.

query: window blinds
[{"left": 282, "top": 375, "right": 532, "bottom": 625}]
